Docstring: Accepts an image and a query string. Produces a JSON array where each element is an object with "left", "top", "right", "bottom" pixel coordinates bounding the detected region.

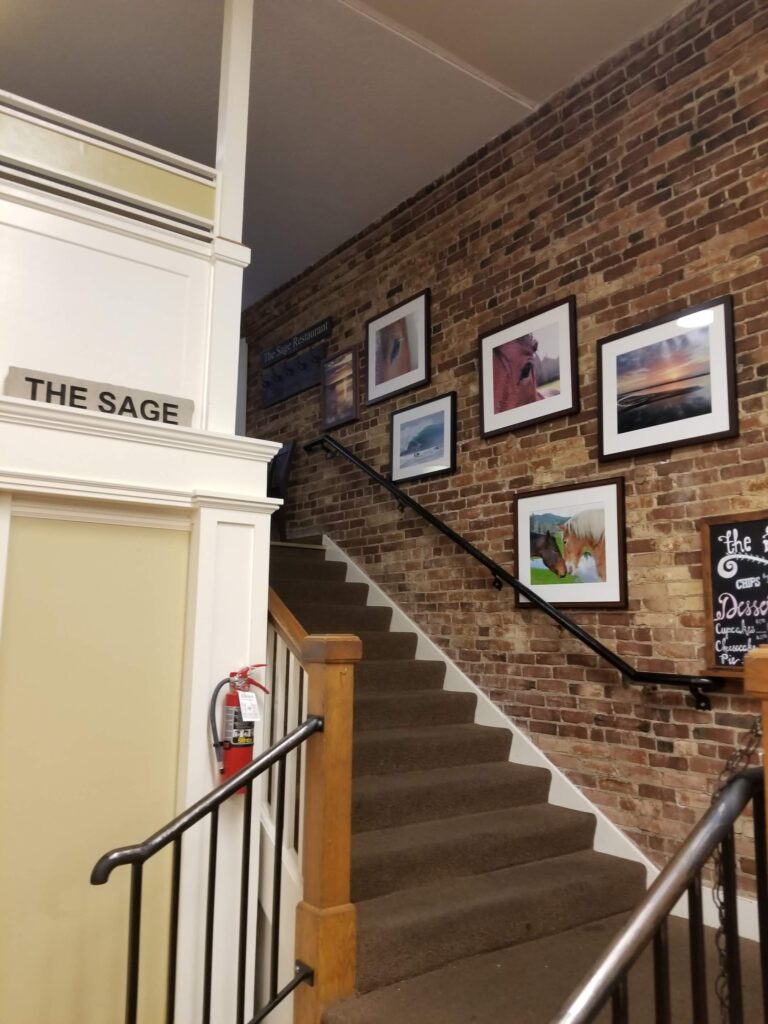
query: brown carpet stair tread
[
  {"left": 351, "top": 802, "right": 595, "bottom": 901},
  {"left": 346, "top": 629, "right": 418, "bottom": 659},
  {"left": 271, "top": 578, "right": 370, "bottom": 606},
  {"left": 354, "top": 659, "right": 446, "bottom": 692},
  {"left": 325, "top": 911, "right": 765, "bottom": 1024},
  {"left": 285, "top": 602, "right": 393, "bottom": 633},
  {"left": 354, "top": 688, "right": 476, "bottom": 729},
  {"left": 269, "top": 556, "right": 348, "bottom": 581},
  {"left": 355, "top": 849, "right": 646, "bottom": 992},
  {"left": 352, "top": 761, "right": 552, "bottom": 832},
  {"left": 353, "top": 722, "right": 511, "bottom": 775}
]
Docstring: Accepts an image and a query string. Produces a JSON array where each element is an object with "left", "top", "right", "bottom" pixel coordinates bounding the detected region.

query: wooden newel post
[
  {"left": 744, "top": 646, "right": 768, "bottom": 849},
  {"left": 294, "top": 634, "right": 361, "bottom": 1024}
]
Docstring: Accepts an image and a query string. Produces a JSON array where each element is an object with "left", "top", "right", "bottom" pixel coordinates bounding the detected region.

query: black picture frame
[
  {"left": 389, "top": 392, "right": 457, "bottom": 484},
  {"left": 479, "top": 296, "right": 579, "bottom": 437},
  {"left": 598, "top": 295, "right": 737, "bottom": 461},
  {"left": 366, "top": 289, "right": 431, "bottom": 405},
  {"left": 514, "top": 477, "right": 627, "bottom": 609},
  {"left": 321, "top": 347, "right": 359, "bottom": 429}
]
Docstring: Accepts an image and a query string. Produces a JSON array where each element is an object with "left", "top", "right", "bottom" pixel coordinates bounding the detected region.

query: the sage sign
[
  {"left": 4, "top": 367, "right": 194, "bottom": 426},
  {"left": 703, "top": 511, "right": 768, "bottom": 675}
]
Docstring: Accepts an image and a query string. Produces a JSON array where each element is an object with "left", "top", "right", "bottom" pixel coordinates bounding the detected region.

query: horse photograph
[
  {"left": 516, "top": 479, "right": 626, "bottom": 608},
  {"left": 492, "top": 326, "right": 561, "bottom": 415},
  {"left": 480, "top": 298, "right": 578, "bottom": 438},
  {"left": 561, "top": 508, "right": 606, "bottom": 582}
]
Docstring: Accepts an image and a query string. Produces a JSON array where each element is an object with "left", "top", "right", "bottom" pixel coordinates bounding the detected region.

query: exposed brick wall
[{"left": 244, "top": 0, "right": 768, "bottom": 885}]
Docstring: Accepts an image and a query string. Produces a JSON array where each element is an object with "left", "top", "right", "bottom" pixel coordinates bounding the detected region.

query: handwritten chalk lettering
[
  {"left": 715, "top": 592, "right": 768, "bottom": 619},
  {"left": 736, "top": 577, "right": 762, "bottom": 589},
  {"left": 704, "top": 512, "right": 768, "bottom": 671},
  {"left": 719, "top": 528, "right": 752, "bottom": 555}
]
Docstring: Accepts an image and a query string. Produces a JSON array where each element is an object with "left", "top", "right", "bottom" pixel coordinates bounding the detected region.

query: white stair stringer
[{"left": 321, "top": 534, "right": 759, "bottom": 941}]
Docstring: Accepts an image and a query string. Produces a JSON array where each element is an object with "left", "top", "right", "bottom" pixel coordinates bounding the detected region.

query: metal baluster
[
  {"left": 294, "top": 667, "right": 306, "bottom": 854},
  {"left": 202, "top": 807, "right": 219, "bottom": 1024},
  {"left": 752, "top": 791, "right": 768, "bottom": 1021},
  {"left": 165, "top": 837, "right": 182, "bottom": 1024},
  {"left": 687, "top": 873, "right": 708, "bottom": 1023},
  {"left": 269, "top": 757, "right": 287, "bottom": 1001},
  {"left": 722, "top": 829, "right": 744, "bottom": 1024},
  {"left": 612, "top": 976, "right": 629, "bottom": 1024},
  {"left": 236, "top": 783, "right": 253, "bottom": 1024},
  {"left": 653, "top": 921, "right": 671, "bottom": 1024},
  {"left": 125, "top": 862, "right": 144, "bottom": 1024}
]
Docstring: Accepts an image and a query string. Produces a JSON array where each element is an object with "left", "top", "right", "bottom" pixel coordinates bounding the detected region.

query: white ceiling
[{"left": 0, "top": 0, "right": 693, "bottom": 306}]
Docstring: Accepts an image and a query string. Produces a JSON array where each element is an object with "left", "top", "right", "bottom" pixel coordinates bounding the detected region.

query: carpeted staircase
[{"left": 270, "top": 539, "right": 654, "bottom": 1022}]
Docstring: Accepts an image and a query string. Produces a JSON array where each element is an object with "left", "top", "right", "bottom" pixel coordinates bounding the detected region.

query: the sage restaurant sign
[
  {"left": 260, "top": 318, "right": 332, "bottom": 368},
  {"left": 4, "top": 367, "right": 194, "bottom": 426},
  {"left": 702, "top": 510, "right": 768, "bottom": 675}
]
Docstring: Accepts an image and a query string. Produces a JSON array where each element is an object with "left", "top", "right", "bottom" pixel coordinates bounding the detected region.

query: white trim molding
[{"left": 0, "top": 396, "right": 280, "bottom": 508}]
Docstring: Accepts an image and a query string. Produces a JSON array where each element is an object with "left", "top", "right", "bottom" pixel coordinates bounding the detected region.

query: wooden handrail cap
[
  {"left": 744, "top": 646, "right": 768, "bottom": 697},
  {"left": 300, "top": 634, "right": 362, "bottom": 664}
]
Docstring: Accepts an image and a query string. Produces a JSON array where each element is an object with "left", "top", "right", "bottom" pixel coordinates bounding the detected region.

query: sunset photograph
[{"left": 615, "top": 327, "right": 712, "bottom": 433}]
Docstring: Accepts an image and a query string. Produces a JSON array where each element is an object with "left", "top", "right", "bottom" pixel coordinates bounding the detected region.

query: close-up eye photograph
[{"left": 1, "top": 2, "right": 766, "bottom": 1022}]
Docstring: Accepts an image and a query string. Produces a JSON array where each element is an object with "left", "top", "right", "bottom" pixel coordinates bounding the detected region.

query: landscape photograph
[{"left": 615, "top": 328, "right": 712, "bottom": 434}]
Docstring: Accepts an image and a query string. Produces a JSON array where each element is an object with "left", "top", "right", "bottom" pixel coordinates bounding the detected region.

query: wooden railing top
[{"left": 268, "top": 586, "right": 308, "bottom": 659}]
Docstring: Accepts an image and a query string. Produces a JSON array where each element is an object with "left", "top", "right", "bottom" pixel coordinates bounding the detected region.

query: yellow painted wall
[{"left": 0, "top": 516, "right": 189, "bottom": 1024}]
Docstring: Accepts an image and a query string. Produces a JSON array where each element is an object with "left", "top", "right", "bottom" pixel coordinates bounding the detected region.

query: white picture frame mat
[
  {"left": 368, "top": 294, "right": 427, "bottom": 400},
  {"left": 517, "top": 482, "right": 622, "bottom": 604},
  {"left": 482, "top": 301, "right": 574, "bottom": 431},
  {"left": 392, "top": 393, "right": 453, "bottom": 481}
]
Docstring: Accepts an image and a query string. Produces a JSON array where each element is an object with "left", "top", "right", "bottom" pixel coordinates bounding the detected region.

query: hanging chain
[{"left": 710, "top": 714, "right": 763, "bottom": 1024}]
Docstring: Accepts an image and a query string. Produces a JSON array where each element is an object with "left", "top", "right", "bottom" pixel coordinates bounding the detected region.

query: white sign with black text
[{"left": 4, "top": 366, "right": 194, "bottom": 426}]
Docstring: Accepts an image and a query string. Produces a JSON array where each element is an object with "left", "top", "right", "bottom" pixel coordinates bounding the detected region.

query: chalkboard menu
[{"left": 702, "top": 510, "right": 768, "bottom": 676}]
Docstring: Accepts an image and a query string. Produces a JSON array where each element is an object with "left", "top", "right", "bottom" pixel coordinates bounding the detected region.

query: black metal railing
[
  {"left": 306, "top": 434, "right": 729, "bottom": 710},
  {"left": 91, "top": 716, "right": 322, "bottom": 1024},
  {"left": 550, "top": 767, "right": 768, "bottom": 1023}
]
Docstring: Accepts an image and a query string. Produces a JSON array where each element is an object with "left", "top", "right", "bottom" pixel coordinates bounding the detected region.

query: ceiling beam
[{"left": 335, "top": 0, "right": 538, "bottom": 110}]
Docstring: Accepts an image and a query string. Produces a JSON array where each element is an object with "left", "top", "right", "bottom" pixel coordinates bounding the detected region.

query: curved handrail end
[{"left": 91, "top": 844, "right": 145, "bottom": 885}]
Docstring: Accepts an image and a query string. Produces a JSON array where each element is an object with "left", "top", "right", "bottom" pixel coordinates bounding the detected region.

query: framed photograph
[
  {"left": 321, "top": 348, "right": 359, "bottom": 429},
  {"left": 479, "top": 296, "right": 578, "bottom": 437},
  {"left": 366, "top": 289, "right": 430, "bottom": 405},
  {"left": 701, "top": 509, "right": 768, "bottom": 679},
  {"left": 390, "top": 392, "right": 456, "bottom": 484},
  {"left": 514, "top": 478, "right": 627, "bottom": 608},
  {"left": 598, "top": 295, "right": 737, "bottom": 461}
]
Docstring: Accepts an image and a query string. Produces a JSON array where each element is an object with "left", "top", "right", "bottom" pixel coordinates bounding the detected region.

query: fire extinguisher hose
[{"left": 209, "top": 677, "right": 230, "bottom": 774}]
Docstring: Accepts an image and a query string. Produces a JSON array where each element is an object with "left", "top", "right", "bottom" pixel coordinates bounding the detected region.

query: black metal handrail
[
  {"left": 91, "top": 715, "right": 323, "bottom": 1024},
  {"left": 306, "top": 434, "right": 728, "bottom": 710},
  {"left": 550, "top": 767, "right": 768, "bottom": 1023}
]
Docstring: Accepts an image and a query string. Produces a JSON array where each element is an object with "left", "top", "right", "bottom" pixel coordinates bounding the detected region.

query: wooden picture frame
[
  {"left": 366, "top": 289, "right": 431, "bottom": 405},
  {"left": 598, "top": 295, "right": 737, "bottom": 461},
  {"left": 701, "top": 509, "right": 768, "bottom": 678},
  {"left": 321, "top": 347, "right": 359, "bottom": 429},
  {"left": 390, "top": 392, "right": 456, "bottom": 484},
  {"left": 514, "top": 478, "right": 627, "bottom": 608},
  {"left": 479, "top": 296, "right": 578, "bottom": 437}
]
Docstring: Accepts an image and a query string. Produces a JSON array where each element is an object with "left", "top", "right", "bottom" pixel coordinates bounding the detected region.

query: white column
[
  {"left": 175, "top": 494, "right": 277, "bottom": 1024},
  {"left": 205, "top": 0, "right": 255, "bottom": 433},
  {"left": 215, "top": 0, "right": 254, "bottom": 241}
]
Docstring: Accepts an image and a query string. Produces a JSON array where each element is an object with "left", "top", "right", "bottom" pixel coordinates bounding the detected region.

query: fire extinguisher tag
[{"left": 237, "top": 690, "right": 259, "bottom": 722}]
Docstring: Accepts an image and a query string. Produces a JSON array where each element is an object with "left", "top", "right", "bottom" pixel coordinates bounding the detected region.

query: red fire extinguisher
[{"left": 210, "top": 664, "right": 268, "bottom": 784}]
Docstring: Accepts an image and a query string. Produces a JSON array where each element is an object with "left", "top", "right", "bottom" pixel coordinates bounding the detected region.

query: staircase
[{"left": 270, "top": 539, "right": 648, "bottom": 1022}]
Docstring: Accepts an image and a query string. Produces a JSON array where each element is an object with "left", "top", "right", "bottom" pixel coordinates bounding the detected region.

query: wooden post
[
  {"left": 294, "top": 634, "right": 361, "bottom": 1024},
  {"left": 744, "top": 646, "right": 768, "bottom": 849}
]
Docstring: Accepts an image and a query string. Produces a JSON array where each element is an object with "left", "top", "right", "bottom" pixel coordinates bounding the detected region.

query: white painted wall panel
[{"left": 0, "top": 196, "right": 210, "bottom": 422}]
